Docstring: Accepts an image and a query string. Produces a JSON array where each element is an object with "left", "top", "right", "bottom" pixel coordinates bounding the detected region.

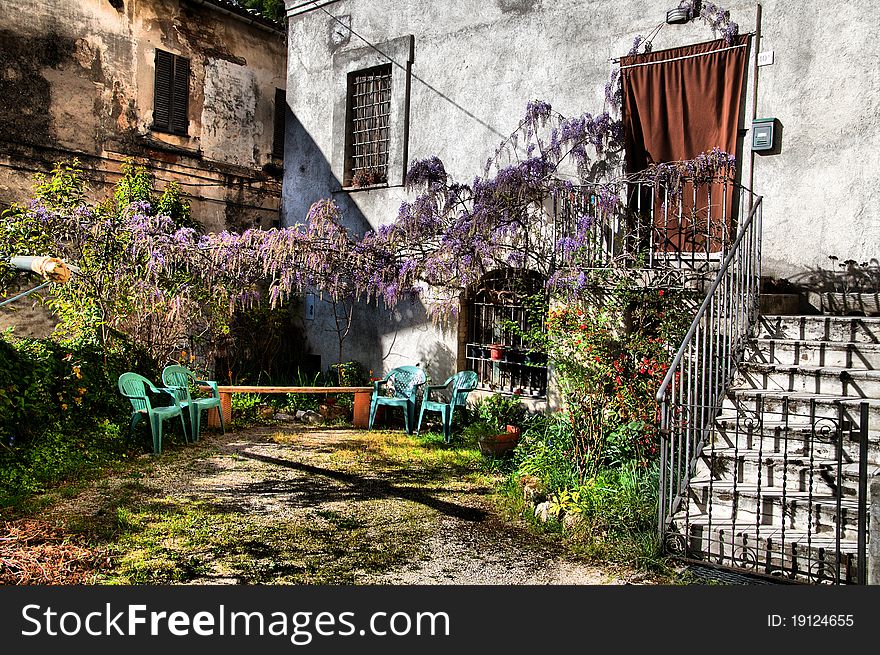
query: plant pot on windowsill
[{"left": 489, "top": 344, "right": 505, "bottom": 361}]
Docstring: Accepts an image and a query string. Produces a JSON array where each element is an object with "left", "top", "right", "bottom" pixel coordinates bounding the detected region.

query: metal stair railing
[{"left": 655, "top": 193, "right": 763, "bottom": 542}]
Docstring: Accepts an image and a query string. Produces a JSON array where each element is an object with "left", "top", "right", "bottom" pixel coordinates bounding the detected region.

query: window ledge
[
  {"left": 139, "top": 134, "right": 202, "bottom": 159},
  {"left": 334, "top": 182, "right": 404, "bottom": 194}
]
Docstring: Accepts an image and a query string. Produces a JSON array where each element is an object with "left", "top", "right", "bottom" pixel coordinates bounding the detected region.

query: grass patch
[{"left": 99, "top": 496, "right": 430, "bottom": 584}]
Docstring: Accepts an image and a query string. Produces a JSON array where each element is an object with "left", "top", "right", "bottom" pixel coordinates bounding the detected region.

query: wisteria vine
[{"left": 1, "top": 2, "right": 744, "bottom": 362}]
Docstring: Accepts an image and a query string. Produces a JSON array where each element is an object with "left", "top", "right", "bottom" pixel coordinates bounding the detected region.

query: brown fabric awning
[{"left": 620, "top": 35, "right": 750, "bottom": 253}]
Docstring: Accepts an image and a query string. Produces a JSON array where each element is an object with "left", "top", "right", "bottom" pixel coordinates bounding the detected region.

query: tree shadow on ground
[{"left": 236, "top": 451, "right": 488, "bottom": 522}]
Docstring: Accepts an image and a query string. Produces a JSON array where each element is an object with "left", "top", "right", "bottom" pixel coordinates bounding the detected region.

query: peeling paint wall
[
  {"left": 0, "top": 0, "right": 288, "bottom": 337},
  {"left": 280, "top": 0, "right": 880, "bottom": 389},
  {"left": 201, "top": 57, "right": 261, "bottom": 168},
  {"left": 0, "top": 0, "right": 288, "bottom": 234}
]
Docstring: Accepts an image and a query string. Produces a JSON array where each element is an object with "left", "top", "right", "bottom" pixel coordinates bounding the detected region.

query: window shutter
[
  {"left": 171, "top": 56, "right": 190, "bottom": 135},
  {"left": 153, "top": 49, "right": 173, "bottom": 131},
  {"left": 273, "top": 88, "right": 286, "bottom": 159}
]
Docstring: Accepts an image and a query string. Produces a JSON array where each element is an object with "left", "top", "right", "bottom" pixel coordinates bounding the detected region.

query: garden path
[{"left": 45, "top": 425, "right": 664, "bottom": 585}]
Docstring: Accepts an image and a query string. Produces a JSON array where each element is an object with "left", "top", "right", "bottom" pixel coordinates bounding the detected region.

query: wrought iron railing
[
  {"left": 655, "top": 194, "right": 763, "bottom": 541},
  {"left": 553, "top": 177, "right": 744, "bottom": 271},
  {"left": 663, "top": 395, "right": 870, "bottom": 584}
]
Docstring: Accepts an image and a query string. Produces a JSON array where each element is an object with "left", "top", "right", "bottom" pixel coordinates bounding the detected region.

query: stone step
[
  {"left": 667, "top": 517, "right": 863, "bottom": 583},
  {"left": 722, "top": 389, "right": 880, "bottom": 428},
  {"left": 691, "top": 450, "right": 877, "bottom": 498},
  {"left": 755, "top": 315, "right": 880, "bottom": 344},
  {"left": 745, "top": 338, "right": 880, "bottom": 369},
  {"left": 707, "top": 418, "right": 880, "bottom": 460},
  {"left": 734, "top": 362, "right": 880, "bottom": 397},
  {"left": 711, "top": 413, "right": 880, "bottom": 460},
  {"left": 682, "top": 481, "right": 861, "bottom": 535}
]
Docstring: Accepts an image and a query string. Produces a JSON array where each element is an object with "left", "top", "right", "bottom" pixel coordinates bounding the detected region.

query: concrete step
[
  {"left": 707, "top": 419, "right": 880, "bottom": 466},
  {"left": 745, "top": 338, "right": 880, "bottom": 369},
  {"left": 760, "top": 293, "right": 803, "bottom": 316},
  {"left": 734, "top": 362, "right": 880, "bottom": 397},
  {"left": 691, "top": 448, "right": 878, "bottom": 498},
  {"left": 683, "top": 480, "right": 861, "bottom": 535},
  {"left": 712, "top": 412, "right": 880, "bottom": 455},
  {"left": 667, "top": 517, "right": 863, "bottom": 583},
  {"left": 722, "top": 389, "right": 880, "bottom": 428},
  {"left": 756, "top": 315, "right": 880, "bottom": 344}
]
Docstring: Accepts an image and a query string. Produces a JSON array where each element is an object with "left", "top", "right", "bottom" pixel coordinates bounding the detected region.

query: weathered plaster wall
[
  {"left": 0, "top": 0, "right": 287, "bottom": 234},
  {"left": 281, "top": 0, "right": 878, "bottom": 385},
  {"left": 0, "top": 0, "right": 287, "bottom": 337},
  {"left": 749, "top": 1, "right": 880, "bottom": 289}
]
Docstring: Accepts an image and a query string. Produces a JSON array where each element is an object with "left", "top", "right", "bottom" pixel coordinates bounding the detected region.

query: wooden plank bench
[{"left": 200, "top": 386, "right": 374, "bottom": 429}]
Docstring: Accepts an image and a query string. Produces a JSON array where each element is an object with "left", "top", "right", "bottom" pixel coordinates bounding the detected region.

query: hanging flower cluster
[{"left": 679, "top": 1, "right": 740, "bottom": 44}]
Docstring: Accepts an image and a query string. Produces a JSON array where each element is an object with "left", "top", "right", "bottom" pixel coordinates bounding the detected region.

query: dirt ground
[{"left": 33, "top": 424, "right": 667, "bottom": 585}]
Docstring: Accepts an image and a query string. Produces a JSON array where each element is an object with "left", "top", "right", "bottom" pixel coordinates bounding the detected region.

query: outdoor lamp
[{"left": 666, "top": 1, "right": 699, "bottom": 24}]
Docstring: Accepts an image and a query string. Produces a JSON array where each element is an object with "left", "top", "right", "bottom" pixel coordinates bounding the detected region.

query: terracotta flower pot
[
  {"left": 489, "top": 344, "right": 505, "bottom": 361},
  {"left": 478, "top": 425, "right": 521, "bottom": 456}
]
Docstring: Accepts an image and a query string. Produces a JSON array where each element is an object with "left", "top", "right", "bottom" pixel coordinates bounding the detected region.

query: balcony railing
[{"left": 552, "top": 177, "right": 747, "bottom": 271}]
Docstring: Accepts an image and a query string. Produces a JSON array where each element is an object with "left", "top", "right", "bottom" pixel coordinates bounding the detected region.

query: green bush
[
  {"left": 472, "top": 393, "right": 527, "bottom": 431},
  {"left": 230, "top": 392, "right": 266, "bottom": 427},
  {"left": 0, "top": 332, "right": 147, "bottom": 446},
  {"left": 512, "top": 412, "right": 579, "bottom": 493},
  {"left": 0, "top": 329, "right": 154, "bottom": 509},
  {"left": 0, "top": 420, "right": 132, "bottom": 509},
  {"left": 329, "top": 361, "right": 368, "bottom": 386}
]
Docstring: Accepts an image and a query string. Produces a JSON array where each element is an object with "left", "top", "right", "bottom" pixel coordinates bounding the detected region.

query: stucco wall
[
  {"left": 281, "top": 0, "right": 878, "bottom": 383},
  {"left": 749, "top": 0, "right": 880, "bottom": 288}
]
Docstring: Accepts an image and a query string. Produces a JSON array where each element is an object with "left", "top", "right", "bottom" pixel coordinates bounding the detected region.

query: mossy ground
[{"left": 17, "top": 423, "right": 670, "bottom": 585}]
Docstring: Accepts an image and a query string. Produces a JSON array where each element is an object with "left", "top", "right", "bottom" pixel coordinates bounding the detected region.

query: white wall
[{"left": 282, "top": 0, "right": 879, "bottom": 376}]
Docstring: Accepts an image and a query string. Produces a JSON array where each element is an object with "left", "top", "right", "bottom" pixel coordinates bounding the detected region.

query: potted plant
[
  {"left": 524, "top": 351, "right": 547, "bottom": 366},
  {"left": 469, "top": 392, "right": 528, "bottom": 455},
  {"left": 489, "top": 344, "right": 505, "bottom": 361}
]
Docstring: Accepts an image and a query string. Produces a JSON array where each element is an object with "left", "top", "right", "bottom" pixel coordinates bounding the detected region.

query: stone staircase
[{"left": 669, "top": 313, "right": 880, "bottom": 583}]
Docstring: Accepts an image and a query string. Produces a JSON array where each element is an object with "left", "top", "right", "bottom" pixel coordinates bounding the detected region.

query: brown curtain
[{"left": 621, "top": 35, "right": 749, "bottom": 253}]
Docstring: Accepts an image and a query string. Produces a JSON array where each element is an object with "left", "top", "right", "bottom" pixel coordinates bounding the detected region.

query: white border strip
[{"left": 620, "top": 43, "right": 748, "bottom": 70}]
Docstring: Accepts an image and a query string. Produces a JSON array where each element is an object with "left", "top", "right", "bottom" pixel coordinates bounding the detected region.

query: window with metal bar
[
  {"left": 345, "top": 64, "right": 391, "bottom": 187},
  {"left": 465, "top": 270, "right": 548, "bottom": 398},
  {"left": 152, "top": 49, "right": 190, "bottom": 136}
]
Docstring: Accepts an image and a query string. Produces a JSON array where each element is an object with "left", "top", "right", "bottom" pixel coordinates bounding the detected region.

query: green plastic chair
[
  {"left": 118, "top": 372, "right": 188, "bottom": 454},
  {"left": 369, "top": 365, "right": 427, "bottom": 434},
  {"left": 162, "top": 364, "right": 225, "bottom": 442},
  {"left": 416, "top": 370, "right": 478, "bottom": 442}
]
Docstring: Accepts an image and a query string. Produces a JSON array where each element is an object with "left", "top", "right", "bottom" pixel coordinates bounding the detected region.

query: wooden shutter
[
  {"left": 170, "top": 55, "right": 190, "bottom": 135},
  {"left": 153, "top": 49, "right": 173, "bottom": 131},
  {"left": 273, "top": 88, "right": 286, "bottom": 159},
  {"left": 153, "top": 49, "right": 189, "bottom": 135}
]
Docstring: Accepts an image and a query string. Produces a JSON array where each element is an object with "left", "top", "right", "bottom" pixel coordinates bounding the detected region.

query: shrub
[
  {"left": 329, "top": 361, "right": 368, "bottom": 386},
  {"left": 473, "top": 393, "right": 527, "bottom": 431},
  {"left": 512, "top": 412, "right": 579, "bottom": 494},
  {"left": 0, "top": 332, "right": 148, "bottom": 446}
]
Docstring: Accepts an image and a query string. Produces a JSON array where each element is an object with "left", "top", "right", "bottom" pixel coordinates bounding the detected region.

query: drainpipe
[{"left": 748, "top": 3, "right": 762, "bottom": 199}]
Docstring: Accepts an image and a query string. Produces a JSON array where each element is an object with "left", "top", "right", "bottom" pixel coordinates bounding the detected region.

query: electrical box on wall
[{"left": 751, "top": 118, "right": 777, "bottom": 151}]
